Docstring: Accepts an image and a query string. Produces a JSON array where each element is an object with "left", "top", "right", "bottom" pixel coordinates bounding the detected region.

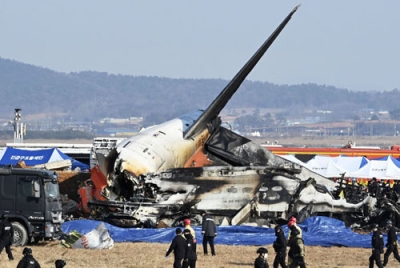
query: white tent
[
  {"left": 349, "top": 156, "right": 400, "bottom": 180},
  {"left": 332, "top": 155, "right": 369, "bottom": 173},
  {"left": 306, "top": 156, "right": 348, "bottom": 178},
  {"left": 279, "top": 154, "right": 307, "bottom": 167}
]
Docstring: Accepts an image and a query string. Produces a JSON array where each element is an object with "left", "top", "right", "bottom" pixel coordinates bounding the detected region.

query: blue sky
[{"left": 1, "top": 1, "right": 399, "bottom": 91}]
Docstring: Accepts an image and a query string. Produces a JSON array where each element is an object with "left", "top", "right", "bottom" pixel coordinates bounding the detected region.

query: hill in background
[{"left": 1, "top": 57, "right": 399, "bottom": 126}]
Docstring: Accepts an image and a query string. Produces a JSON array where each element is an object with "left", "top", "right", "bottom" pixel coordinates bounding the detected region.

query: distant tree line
[{"left": 1, "top": 58, "right": 400, "bottom": 127}]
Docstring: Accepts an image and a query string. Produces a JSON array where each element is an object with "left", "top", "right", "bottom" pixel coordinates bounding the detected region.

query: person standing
[
  {"left": 273, "top": 225, "right": 288, "bottom": 268},
  {"left": 166, "top": 228, "right": 187, "bottom": 268},
  {"left": 255, "top": 247, "right": 269, "bottom": 268},
  {"left": 17, "top": 247, "right": 41, "bottom": 268},
  {"left": 369, "top": 223, "right": 384, "bottom": 268},
  {"left": 287, "top": 217, "right": 302, "bottom": 239},
  {"left": 183, "top": 219, "right": 196, "bottom": 240},
  {"left": 287, "top": 216, "right": 302, "bottom": 267},
  {"left": 200, "top": 211, "right": 217, "bottom": 256},
  {"left": 383, "top": 220, "right": 400, "bottom": 267},
  {"left": 0, "top": 214, "right": 14, "bottom": 261},
  {"left": 182, "top": 229, "right": 197, "bottom": 268},
  {"left": 287, "top": 226, "right": 306, "bottom": 268}
]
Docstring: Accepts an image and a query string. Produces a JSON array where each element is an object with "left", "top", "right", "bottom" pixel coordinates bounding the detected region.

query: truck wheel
[{"left": 12, "top": 222, "right": 28, "bottom": 246}]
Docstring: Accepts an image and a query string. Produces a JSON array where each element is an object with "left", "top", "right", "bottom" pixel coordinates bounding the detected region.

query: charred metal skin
[{"left": 88, "top": 138, "right": 378, "bottom": 228}]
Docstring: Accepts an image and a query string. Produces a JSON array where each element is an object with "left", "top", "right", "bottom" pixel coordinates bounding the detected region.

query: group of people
[
  {"left": 0, "top": 214, "right": 67, "bottom": 267},
  {"left": 369, "top": 220, "right": 400, "bottom": 268},
  {"left": 254, "top": 216, "right": 305, "bottom": 268},
  {"left": 166, "top": 213, "right": 306, "bottom": 268},
  {"left": 1, "top": 245, "right": 66, "bottom": 268},
  {"left": 166, "top": 211, "right": 217, "bottom": 268}
]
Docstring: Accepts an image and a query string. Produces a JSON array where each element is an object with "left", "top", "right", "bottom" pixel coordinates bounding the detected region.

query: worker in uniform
[
  {"left": 273, "top": 225, "right": 288, "bottom": 268},
  {"left": 182, "top": 229, "right": 197, "bottom": 268},
  {"left": 16, "top": 247, "right": 41, "bottom": 268},
  {"left": 368, "top": 177, "right": 379, "bottom": 198},
  {"left": 254, "top": 247, "right": 269, "bottom": 268},
  {"left": 383, "top": 220, "right": 400, "bottom": 267},
  {"left": 166, "top": 228, "right": 187, "bottom": 268},
  {"left": 200, "top": 211, "right": 217, "bottom": 256},
  {"left": 0, "top": 214, "right": 14, "bottom": 261},
  {"left": 369, "top": 223, "right": 384, "bottom": 268},
  {"left": 287, "top": 216, "right": 302, "bottom": 266},
  {"left": 287, "top": 226, "right": 306, "bottom": 268},
  {"left": 183, "top": 219, "right": 196, "bottom": 240}
]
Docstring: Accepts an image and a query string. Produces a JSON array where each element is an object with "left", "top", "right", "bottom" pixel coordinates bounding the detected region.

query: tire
[{"left": 11, "top": 222, "right": 29, "bottom": 246}]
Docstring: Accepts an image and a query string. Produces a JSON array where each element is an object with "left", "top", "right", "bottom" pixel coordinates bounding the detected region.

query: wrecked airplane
[{"left": 82, "top": 5, "right": 397, "bottom": 229}]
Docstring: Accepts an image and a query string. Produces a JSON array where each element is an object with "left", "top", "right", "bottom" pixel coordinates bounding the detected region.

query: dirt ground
[{"left": 0, "top": 241, "right": 382, "bottom": 268}]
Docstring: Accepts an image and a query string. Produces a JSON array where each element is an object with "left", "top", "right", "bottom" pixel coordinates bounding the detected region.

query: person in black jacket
[
  {"left": 0, "top": 214, "right": 14, "bottom": 261},
  {"left": 273, "top": 225, "right": 288, "bottom": 268},
  {"left": 255, "top": 247, "right": 269, "bottom": 268},
  {"left": 166, "top": 228, "right": 187, "bottom": 268},
  {"left": 369, "top": 223, "right": 384, "bottom": 268},
  {"left": 383, "top": 220, "right": 400, "bottom": 266},
  {"left": 368, "top": 177, "right": 379, "bottom": 198},
  {"left": 200, "top": 211, "right": 217, "bottom": 256},
  {"left": 182, "top": 229, "right": 197, "bottom": 268},
  {"left": 17, "top": 247, "right": 41, "bottom": 268}
]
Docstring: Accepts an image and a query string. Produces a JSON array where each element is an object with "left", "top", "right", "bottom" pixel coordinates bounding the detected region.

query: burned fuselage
[{"left": 88, "top": 132, "right": 377, "bottom": 228}]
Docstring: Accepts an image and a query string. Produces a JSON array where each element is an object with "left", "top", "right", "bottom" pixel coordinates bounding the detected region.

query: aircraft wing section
[{"left": 184, "top": 5, "right": 300, "bottom": 139}]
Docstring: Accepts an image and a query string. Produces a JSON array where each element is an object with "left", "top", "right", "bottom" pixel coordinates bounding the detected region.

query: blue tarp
[
  {"left": 62, "top": 216, "right": 375, "bottom": 248},
  {"left": 0, "top": 147, "right": 89, "bottom": 171}
]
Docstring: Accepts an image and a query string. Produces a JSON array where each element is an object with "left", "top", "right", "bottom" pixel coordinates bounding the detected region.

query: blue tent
[{"left": 0, "top": 147, "right": 89, "bottom": 171}]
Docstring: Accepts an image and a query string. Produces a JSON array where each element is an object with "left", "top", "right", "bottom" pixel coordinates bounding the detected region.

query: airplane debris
[{"left": 81, "top": 5, "right": 400, "bottom": 230}]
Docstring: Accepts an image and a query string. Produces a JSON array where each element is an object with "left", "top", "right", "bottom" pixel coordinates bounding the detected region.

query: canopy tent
[
  {"left": 0, "top": 147, "right": 89, "bottom": 171},
  {"left": 306, "top": 156, "right": 349, "bottom": 178},
  {"left": 333, "top": 155, "right": 369, "bottom": 172},
  {"left": 279, "top": 154, "right": 307, "bottom": 167},
  {"left": 349, "top": 156, "right": 400, "bottom": 180}
]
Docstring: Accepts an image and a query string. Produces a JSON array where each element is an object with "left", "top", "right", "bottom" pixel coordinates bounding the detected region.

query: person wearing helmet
[
  {"left": 287, "top": 216, "right": 302, "bottom": 267},
  {"left": 183, "top": 219, "right": 196, "bottom": 240},
  {"left": 273, "top": 225, "right": 288, "bottom": 268},
  {"left": 287, "top": 226, "right": 306, "bottom": 268},
  {"left": 17, "top": 247, "right": 41, "bottom": 268},
  {"left": 0, "top": 214, "right": 14, "bottom": 261},
  {"left": 55, "top": 259, "right": 67, "bottom": 268},
  {"left": 383, "top": 220, "right": 400, "bottom": 267},
  {"left": 182, "top": 229, "right": 197, "bottom": 268},
  {"left": 369, "top": 223, "right": 384, "bottom": 268},
  {"left": 287, "top": 217, "right": 302, "bottom": 239},
  {"left": 254, "top": 247, "right": 269, "bottom": 268}
]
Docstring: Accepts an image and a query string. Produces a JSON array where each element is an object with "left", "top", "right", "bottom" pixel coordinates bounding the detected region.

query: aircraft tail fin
[{"left": 184, "top": 5, "right": 300, "bottom": 139}]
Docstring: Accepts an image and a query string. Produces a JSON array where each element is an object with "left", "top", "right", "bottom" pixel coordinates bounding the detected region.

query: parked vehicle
[{"left": 0, "top": 167, "right": 63, "bottom": 246}]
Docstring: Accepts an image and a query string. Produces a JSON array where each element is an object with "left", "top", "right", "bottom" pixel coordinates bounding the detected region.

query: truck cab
[{"left": 0, "top": 167, "right": 63, "bottom": 246}]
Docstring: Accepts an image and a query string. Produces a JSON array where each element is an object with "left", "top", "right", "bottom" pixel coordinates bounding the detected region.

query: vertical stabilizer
[{"left": 184, "top": 5, "right": 300, "bottom": 139}]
